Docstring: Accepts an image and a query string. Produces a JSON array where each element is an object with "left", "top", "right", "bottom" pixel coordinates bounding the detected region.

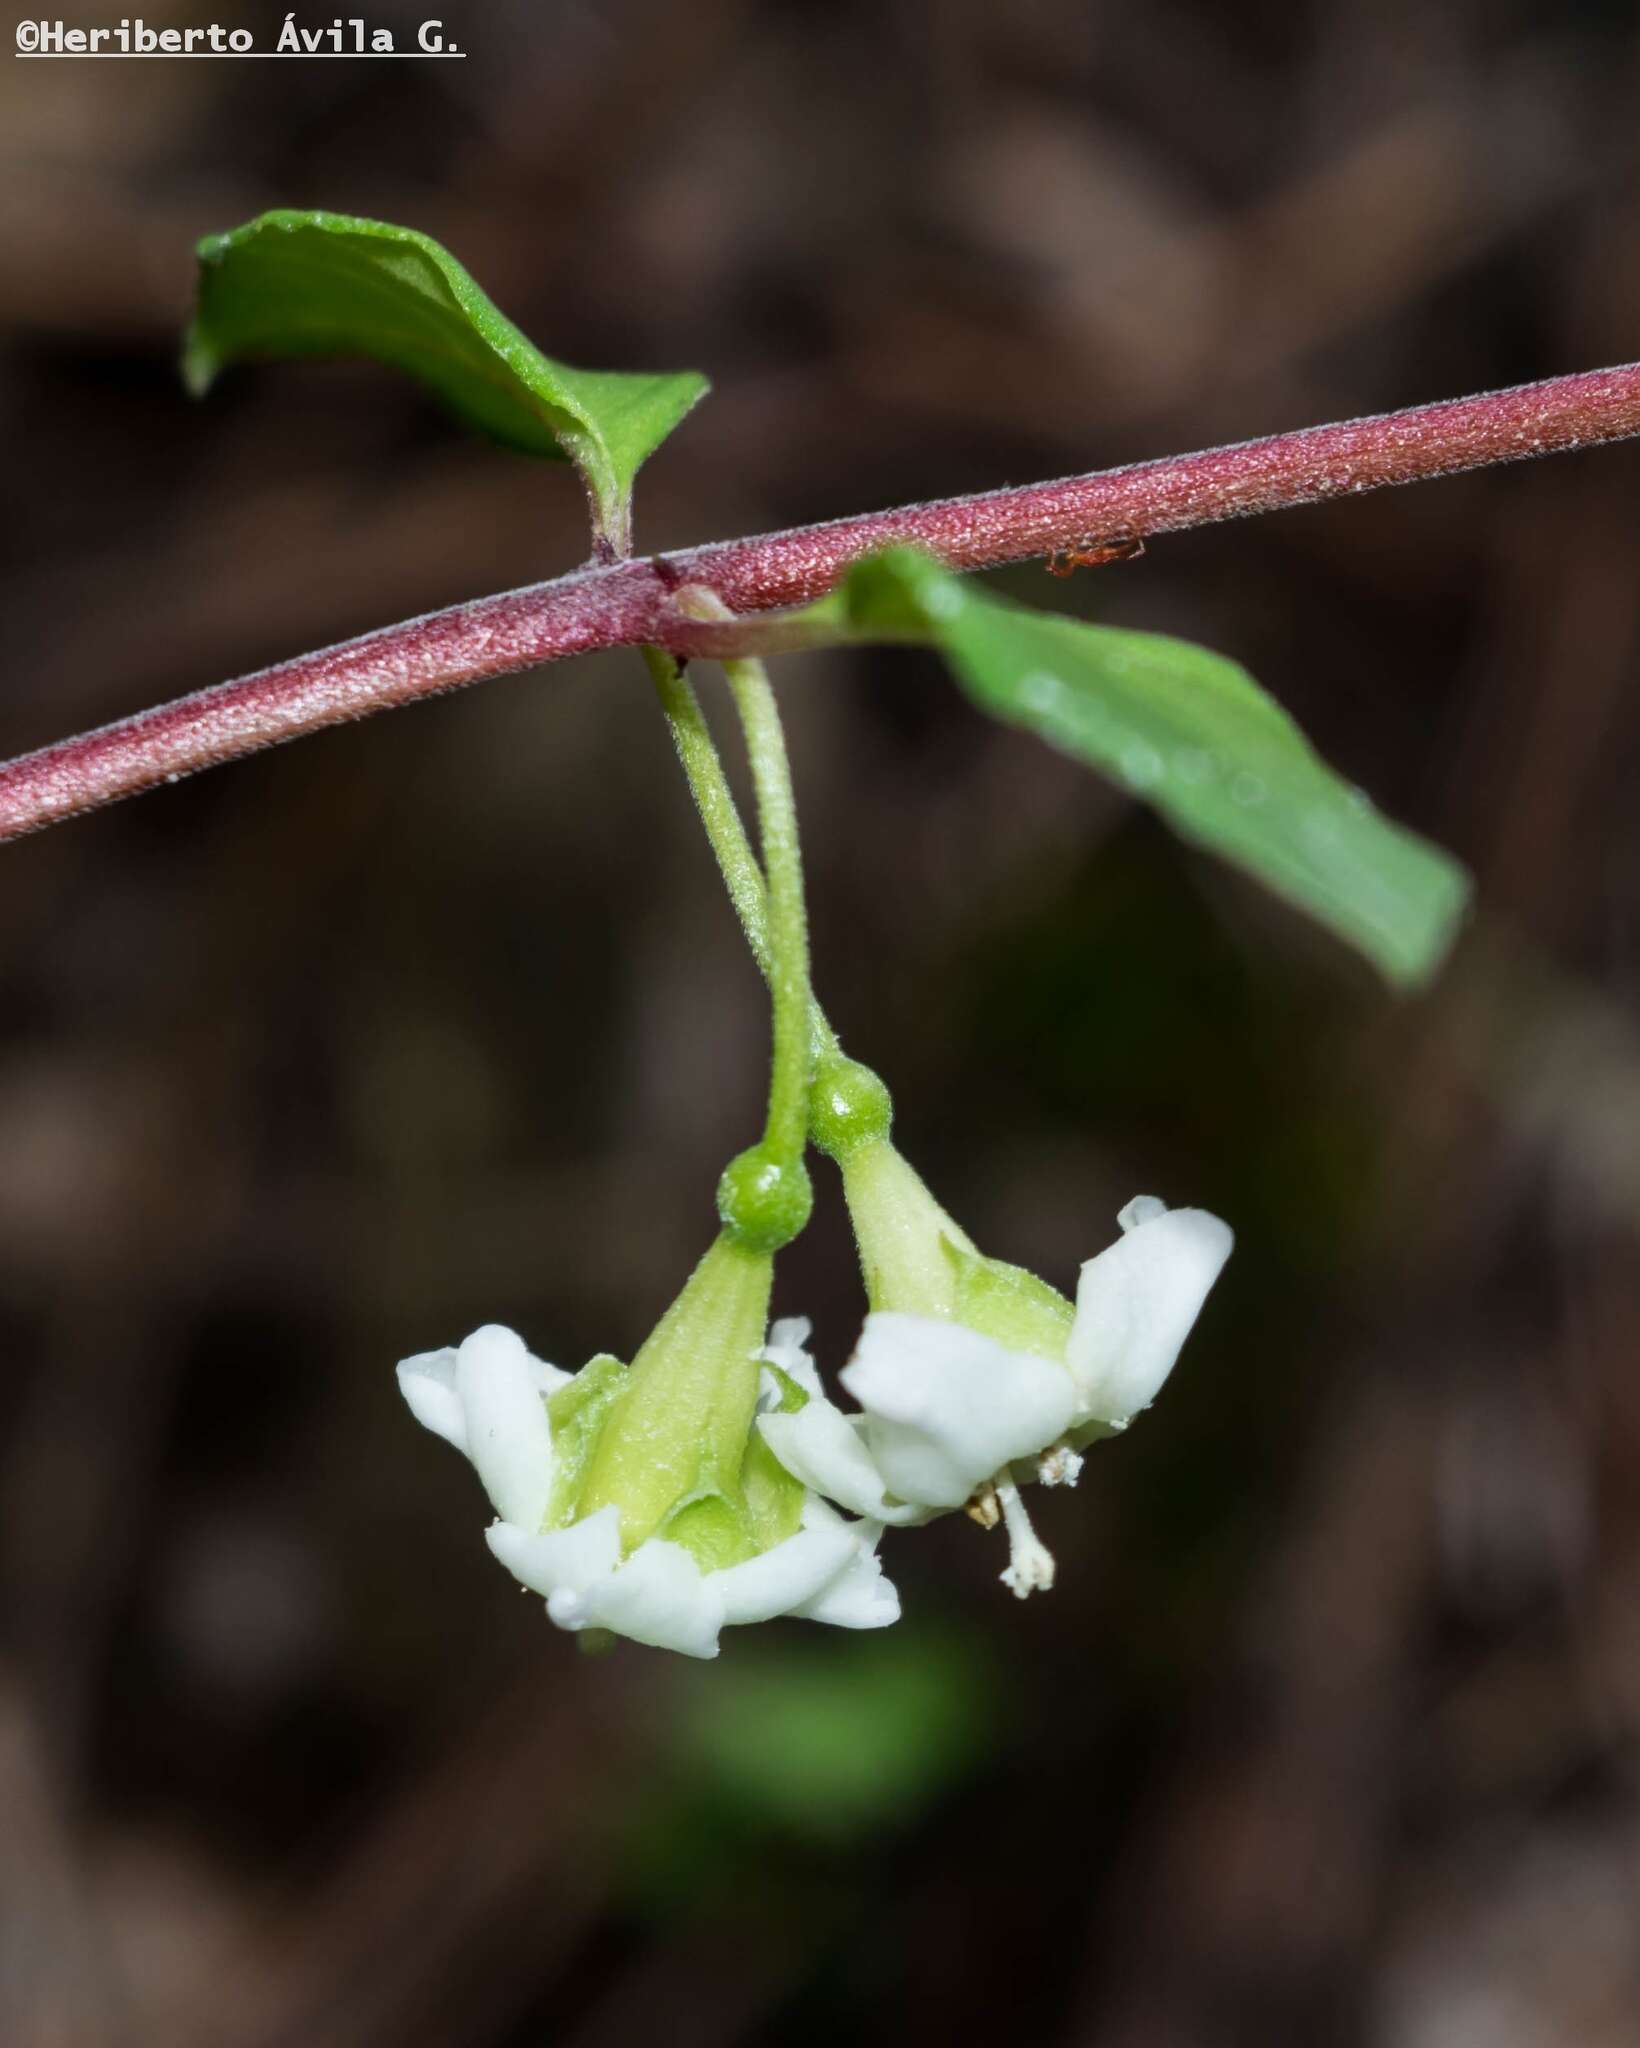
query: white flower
[
  {"left": 398, "top": 1322, "right": 897, "bottom": 1659},
  {"left": 758, "top": 1198, "right": 1232, "bottom": 1597}
]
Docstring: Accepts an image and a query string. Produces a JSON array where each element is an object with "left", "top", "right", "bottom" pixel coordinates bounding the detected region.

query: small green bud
[
  {"left": 717, "top": 1144, "right": 813, "bottom": 1251},
  {"left": 808, "top": 1055, "right": 893, "bottom": 1159}
]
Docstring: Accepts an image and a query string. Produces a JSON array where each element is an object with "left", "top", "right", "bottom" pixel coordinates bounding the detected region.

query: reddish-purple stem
[{"left": 5, "top": 360, "right": 1640, "bottom": 843}]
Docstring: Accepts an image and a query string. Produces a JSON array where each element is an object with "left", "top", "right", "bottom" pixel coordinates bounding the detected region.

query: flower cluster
[{"left": 393, "top": 650, "right": 1231, "bottom": 1658}]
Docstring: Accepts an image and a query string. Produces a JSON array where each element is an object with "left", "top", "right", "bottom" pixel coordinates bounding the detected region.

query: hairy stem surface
[
  {"left": 6, "top": 360, "right": 1640, "bottom": 843},
  {"left": 643, "top": 647, "right": 773, "bottom": 982}
]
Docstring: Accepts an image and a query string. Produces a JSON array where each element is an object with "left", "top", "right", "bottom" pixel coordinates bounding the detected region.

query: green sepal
[
  {"left": 944, "top": 1242, "right": 1075, "bottom": 1364},
  {"left": 643, "top": 1382, "right": 810, "bottom": 1571},
  {"left": 646, "top": 1338, "right": 811, "bottom": 1570},
  {"left": 759, "top": 1365, "right": 811, "bottom": 1415},
  {"left": 740, "top": 1427, "right": 808, "bottom": 1554},
  {"left": 838, "top": 1133, "right": 1076, "bottom": 1364},
  {"left": 538, "top": 1234, "right": 811, "bottom": 1574},
  {"left": 838, "top": 1138, "right": 977, "bottom": 1318},
  {"left": 183, "top": 209, "right": 708, "bottom": 556},
  {"left": 573, "top": 1234, "right": 772, "bottom": 1551},
  {"left": 649, "top": 1421, "right": 810, "bottom": 1574},
  {"left": 543, "top": 1352, "right": 629, "bottom": 1530},
  {"left": 658, "top": 1490, "right": 757, "bottom": 1573}
]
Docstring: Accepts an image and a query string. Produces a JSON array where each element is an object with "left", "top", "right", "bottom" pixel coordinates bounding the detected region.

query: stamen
[
  {"left": 965, "top": 1480, "right": 1002, "bottom": 1529},
  {"left": 995, "top": 1475, "right": 1056, "bottom": 1599},
  {"left": 1038, "top": 1442, "right": 1083, "bottom": 1488}
]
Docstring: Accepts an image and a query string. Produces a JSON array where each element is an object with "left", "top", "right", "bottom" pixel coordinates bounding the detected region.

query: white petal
[
  {"left": 756, "top": 1316, "right": 822, "bottom": 1399},
  {"left": 396, "top": 1348, "right": 468, "bottom": 1452},
  {"left": 456, "top": 1324, "right": 556, "bottom": 1529},
  {"left": 798, "top": 1549, "right": 900, "bottom": 1629},
  {"left": 765, "top": 1314, "right": 813, "bottom": 1357},
  {"left": 1066, "top": 1205, "right": 1232, "bottom": 1424},
  {"left": 789, "top": 1503, "right": 900, "bottom": 1629},
  {"left": 485, "top": 1504, "right": 622, "bottom": 1598},
  {"left": 841, "top": 1312, "right": 1076, "bottom": 1510},
  {"left": 527, "top": 1354, "right": 575, "bottom": 1396},
  {"left": 712, "top": 1516, "right": 858, "bottom": 1625},
  {"left": 398, "top": 1333, "right": 566, "bottom": 1461},
  {"left": 567, "top": 1540, "right": 724, "bottom": 1659},
  {"left": 759, "top": 1399, "right": 925, "bottom": 1526}
]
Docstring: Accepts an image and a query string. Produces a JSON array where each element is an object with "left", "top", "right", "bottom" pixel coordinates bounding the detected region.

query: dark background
[{"left": 4, "top": 3, "right": 1640, "bottom": 2043}]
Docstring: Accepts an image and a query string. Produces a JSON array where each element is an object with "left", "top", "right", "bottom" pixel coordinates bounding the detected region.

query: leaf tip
[
  {"left": 179, "top": 326, "right": 219, "bottom": 399},
  {"left": 1381, "top": 857, "right": 1475, "bottom": 992}
]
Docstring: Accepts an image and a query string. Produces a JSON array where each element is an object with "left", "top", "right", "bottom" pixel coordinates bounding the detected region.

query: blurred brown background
[{"left": 3, "top": 2, "right": 1640, "bottom": 2043}]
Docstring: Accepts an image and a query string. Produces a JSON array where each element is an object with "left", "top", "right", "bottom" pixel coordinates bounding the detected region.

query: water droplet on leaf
[
  {"left": 1018, "top": 670, "right": 1064, "bottom": 714},
  {"left": 1121, "top": 741, "right": 1165, "bottom": 790}
]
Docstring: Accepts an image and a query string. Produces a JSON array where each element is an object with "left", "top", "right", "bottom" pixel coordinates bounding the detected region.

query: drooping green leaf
[
  {"left": 829, "top": 549, "right": 1470, "bottom": 987},
  {"left": 183, "top": 209, "right": 708, "bottom": 556}
]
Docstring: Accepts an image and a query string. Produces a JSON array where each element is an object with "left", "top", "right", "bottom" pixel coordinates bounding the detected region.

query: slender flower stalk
[
  {"left": 643, "top": 646, "right": 774, "bottom": 984},
  {"left": 723, "top": 652, "right": 810, "bottom": 1168},
  {"left": 5, "top": 361, "right": 1640, "bottom": 843},
  {"left": 644, "top": 643, "right": 842, "bottom": 1067},
  {"left": 682, "top": 589, "right": 823, "bottom": 1253}
]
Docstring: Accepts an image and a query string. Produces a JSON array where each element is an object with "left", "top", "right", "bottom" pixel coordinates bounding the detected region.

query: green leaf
[
  {"left": 833, "top": 549, "right": 1470, "bottom": 987},
  {"left": 183, "top": 209, "right": 708, "bottom": 555}
]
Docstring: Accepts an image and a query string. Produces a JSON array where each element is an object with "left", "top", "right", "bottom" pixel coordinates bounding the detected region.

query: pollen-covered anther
[
  {"left": 965, "top": 1480, "right": 1002, "bottom": 1529},
  {"left": 995, "top": 1475, "right": 1056, "bottom": 1599},
  {"left": 1037, "top": 1442, "right": 1083, "bottom": 1488}
]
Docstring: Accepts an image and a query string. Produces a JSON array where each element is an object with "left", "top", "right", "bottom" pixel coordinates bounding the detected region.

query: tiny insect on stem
[{"left": 1046, "top": 535, "right": 1147, "bottom": 577}]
